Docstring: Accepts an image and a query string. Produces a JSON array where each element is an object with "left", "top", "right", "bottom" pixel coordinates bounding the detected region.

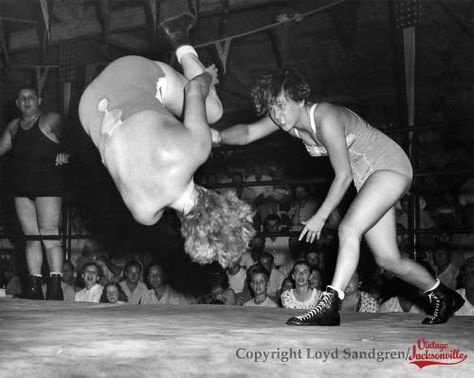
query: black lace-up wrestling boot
[
  {"left": 160, "top": 12, "right": 197, "bottom": 48},
  {"left": 286, "top": 287, "right": 341, "bottom": 326},
  {"left": 46, "top": 274, "right": 64, "bottom": 300},
  {"left": 25, "top": 275, "right": 44, "bottom": 300},
  {"left": 422, "top": 282, "right": 465, "bottom": 324}
]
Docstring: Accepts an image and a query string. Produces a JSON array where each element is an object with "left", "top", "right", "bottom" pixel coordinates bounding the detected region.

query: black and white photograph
[{"left": 0, "top": 0, "right": 473, "bottom": 377}]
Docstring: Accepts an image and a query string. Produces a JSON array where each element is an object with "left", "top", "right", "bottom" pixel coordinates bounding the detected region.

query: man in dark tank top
[{"left": 0, "top": 85, "right": 70, "bottom": 300}]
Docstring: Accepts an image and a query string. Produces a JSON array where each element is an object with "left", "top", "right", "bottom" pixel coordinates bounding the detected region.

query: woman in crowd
[
  {"left": 341, "top": 271, "right": 379, "bottom": 313},
  {"left": 100, "top": 282, "right": 128, "bottom": 304},
  {"left": 202, "top": 264, "right": 237, "bottom": 305},
  {"left": 281, "top": 261, "right": 322, "bottom": 310}
]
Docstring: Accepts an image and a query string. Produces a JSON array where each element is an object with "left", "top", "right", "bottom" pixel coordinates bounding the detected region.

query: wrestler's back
[{"left": 79, "top": 56, "right": 205, "bottom": 224}]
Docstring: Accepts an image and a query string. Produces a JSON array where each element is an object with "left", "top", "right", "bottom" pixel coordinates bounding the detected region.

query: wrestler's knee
[
  {"left": 374, "top": 254, "right": 402, "bottom": 272},
  {"left": 39, "top": 226, "right": 61, "bottom": 249},
  {"left": 337, "top": 220, "right": 363, "bottom": 242}
]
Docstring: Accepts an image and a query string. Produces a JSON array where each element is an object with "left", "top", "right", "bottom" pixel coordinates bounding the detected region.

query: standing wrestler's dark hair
[{"left": 251, "top": 68, "right": 311, "bottom": 115}]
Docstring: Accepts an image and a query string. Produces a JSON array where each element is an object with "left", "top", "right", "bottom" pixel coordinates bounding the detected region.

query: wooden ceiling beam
[{"left": 8, "top": 0, "right": 283, "bottom": 52}]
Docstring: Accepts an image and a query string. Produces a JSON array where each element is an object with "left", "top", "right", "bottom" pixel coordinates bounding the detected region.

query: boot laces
[
  {"left": 428, "top": 292, "right": 441, "bottom": 319},
  {"left": 296, "top": 291, "right": 332, "bottom": 321}
]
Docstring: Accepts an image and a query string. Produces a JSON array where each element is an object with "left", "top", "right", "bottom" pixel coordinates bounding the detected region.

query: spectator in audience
[
  {"left": 244, "top": 264, "right": 278, "bottom": 307},
  {"left": 396, "top": 195, "right": 436, "bottom": 248},
  {"left": 227, "top": 257, "right": 247, "bottom": 295},
  {"left": 120, "top": 260, "right": 148, "bottom": 304},
  {"left": 240, "top": 237, "right": 262, "bottom": 270},
  {"left": 0, "top": 249, "right": 22, "bottom": 297},
  {"left": 262, "top": 214, "right": 293, "bottom": 275},
  {"left": 341, "top": 271, "right": 379, "bottom": 313},
  {"left": 281, "top": 277, "right": 295, "bottom": 292},
  {"left": 268, "top": 164, "right": 291, "bottom": 207},
  {"left": 140, "top": 262, "right": 194, "bottom": 305},
  {"left": 432, "top": 192, "right": 463, "bottom": 230},
  {"left": 309, "top": 267, "right": 323, "bottom": 291},
  {"left": 202, "top": 263, "right": 237, "bottom": 305},
  {"left": 75, "top": 244, "right": 120, "bottom": 285},
  {"left": 62, "top": 261, "right": 77, "bottom": 302},
  {"left": 217, "top": 168, "right": 232, "bottom": 184},
  {"left": 100, "top": 282, "right": 128, "bottom": 304},
  {"left": 74, "top": 261, "right": 104, "bottom": 303},
  {"left": 432, "top": 243, "right": 463, "bottom": 290},
  {"left": 259, "top": 252, "right": 286, "bottom": 299},
  {"left": 244, "top": 162, "right": 273, "bottom": 203},
  {"left": 288, "top": 184, "right": 319, "bottom": 232},
  {"left": 455, "top": 257, "right": 474, "bottom": 315},
  {"left": 304, "top": 249, "right": 320, "bottom": 269},
  {"left": 230, "top": 171, "right": 245, "bottom": 199},
  {"left": 256, "top": 197, "right": 281, "bottom": 227},
  {"left": 277, "top": 277, "right": 295, "bottom": 306},
  {"left": 281, "top": 261, "right": 321, "bottom": 309}
]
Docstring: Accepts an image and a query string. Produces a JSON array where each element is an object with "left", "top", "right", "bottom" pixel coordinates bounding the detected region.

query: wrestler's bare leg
[{"left": 156, "top": 48, "right": 223, "bottom": 124}]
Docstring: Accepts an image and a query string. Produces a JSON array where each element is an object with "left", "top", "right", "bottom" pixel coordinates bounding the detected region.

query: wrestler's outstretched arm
[{"left": 210, "top": 115, "right": 279, "bottom": 145}]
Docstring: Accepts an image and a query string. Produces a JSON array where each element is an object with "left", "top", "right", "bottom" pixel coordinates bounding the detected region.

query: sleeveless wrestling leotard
[
  {"left": 294, "top": 104, "right": 413, "bottom": 191},
  {"left": 79, "top": 56, "right": 175, "bottom": 163},
  {"left": 9, "top": 116, "right": 63, "bottom": 197}
]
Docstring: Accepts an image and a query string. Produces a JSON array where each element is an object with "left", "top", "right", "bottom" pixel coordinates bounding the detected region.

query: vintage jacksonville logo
[{"left": 408, "top": 337, "right": 467, "bottom": 368}]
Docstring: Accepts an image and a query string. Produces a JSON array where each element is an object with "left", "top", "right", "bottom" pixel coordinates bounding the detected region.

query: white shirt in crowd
[
  {"left": 227, "top": 266, "right": 247, "bottom": 294},
  {"left": 119, "top": 281, "right": 148, "bottom": 305},
  {"left": 263, "top": 236, "right": 289, "bottom": 267},
  {"left": 240, "top": 251, "right": 256, "bottom": 269},
  {"left": 74, "top": 283, "right": 103, "bottom": 303},
  {"left": 378, "top": 296, "right": 424, "bottom": 314},
  {"left": 455, "top": 288, "right": 474, "bottom": 316},
  {"left": 139, "top": 285, "right": 194, "bottom": 305},
  {"left": 281, "top": 288, "right": 321, "bottom": 310}
]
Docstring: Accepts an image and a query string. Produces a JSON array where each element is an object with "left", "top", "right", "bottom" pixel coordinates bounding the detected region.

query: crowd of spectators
[
  {"left": 1, "top": 228, "right": 473, "bottom": 316},
  {"left": 1, "top": 124, "right": 474, "bottom": 316}
]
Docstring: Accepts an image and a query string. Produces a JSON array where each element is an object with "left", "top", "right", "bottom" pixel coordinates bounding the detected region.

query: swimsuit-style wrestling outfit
[
  {"left": 9, "top": 116, "right": 63, "bottom": 197},
  {"left": 79, "top": 56, "right": 174, "bottom": 164},
  {"left": 294, "top": 103, "right": 413, "bottom": 191}
]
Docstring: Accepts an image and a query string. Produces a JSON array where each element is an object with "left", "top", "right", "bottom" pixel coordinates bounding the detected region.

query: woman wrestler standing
[{"left": 211, "top": 68, "right": 464, "bottom": 325}]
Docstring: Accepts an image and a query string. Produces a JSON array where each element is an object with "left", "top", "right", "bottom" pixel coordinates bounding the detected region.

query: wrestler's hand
[
  {"left": 186, "top": 71, "right": 212, "bottom": 98},
  {"left": 55, "top": 152, "right": 70, "bottom": 166},
  {"left": 298, "top": 213, "right": 326, "bottom": 243},
  {"left": 210, "top": 128, "right": 221, "bottom": 144},
  {"left": 205, "top": 64, "right": 219, "bottom": 86}
]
